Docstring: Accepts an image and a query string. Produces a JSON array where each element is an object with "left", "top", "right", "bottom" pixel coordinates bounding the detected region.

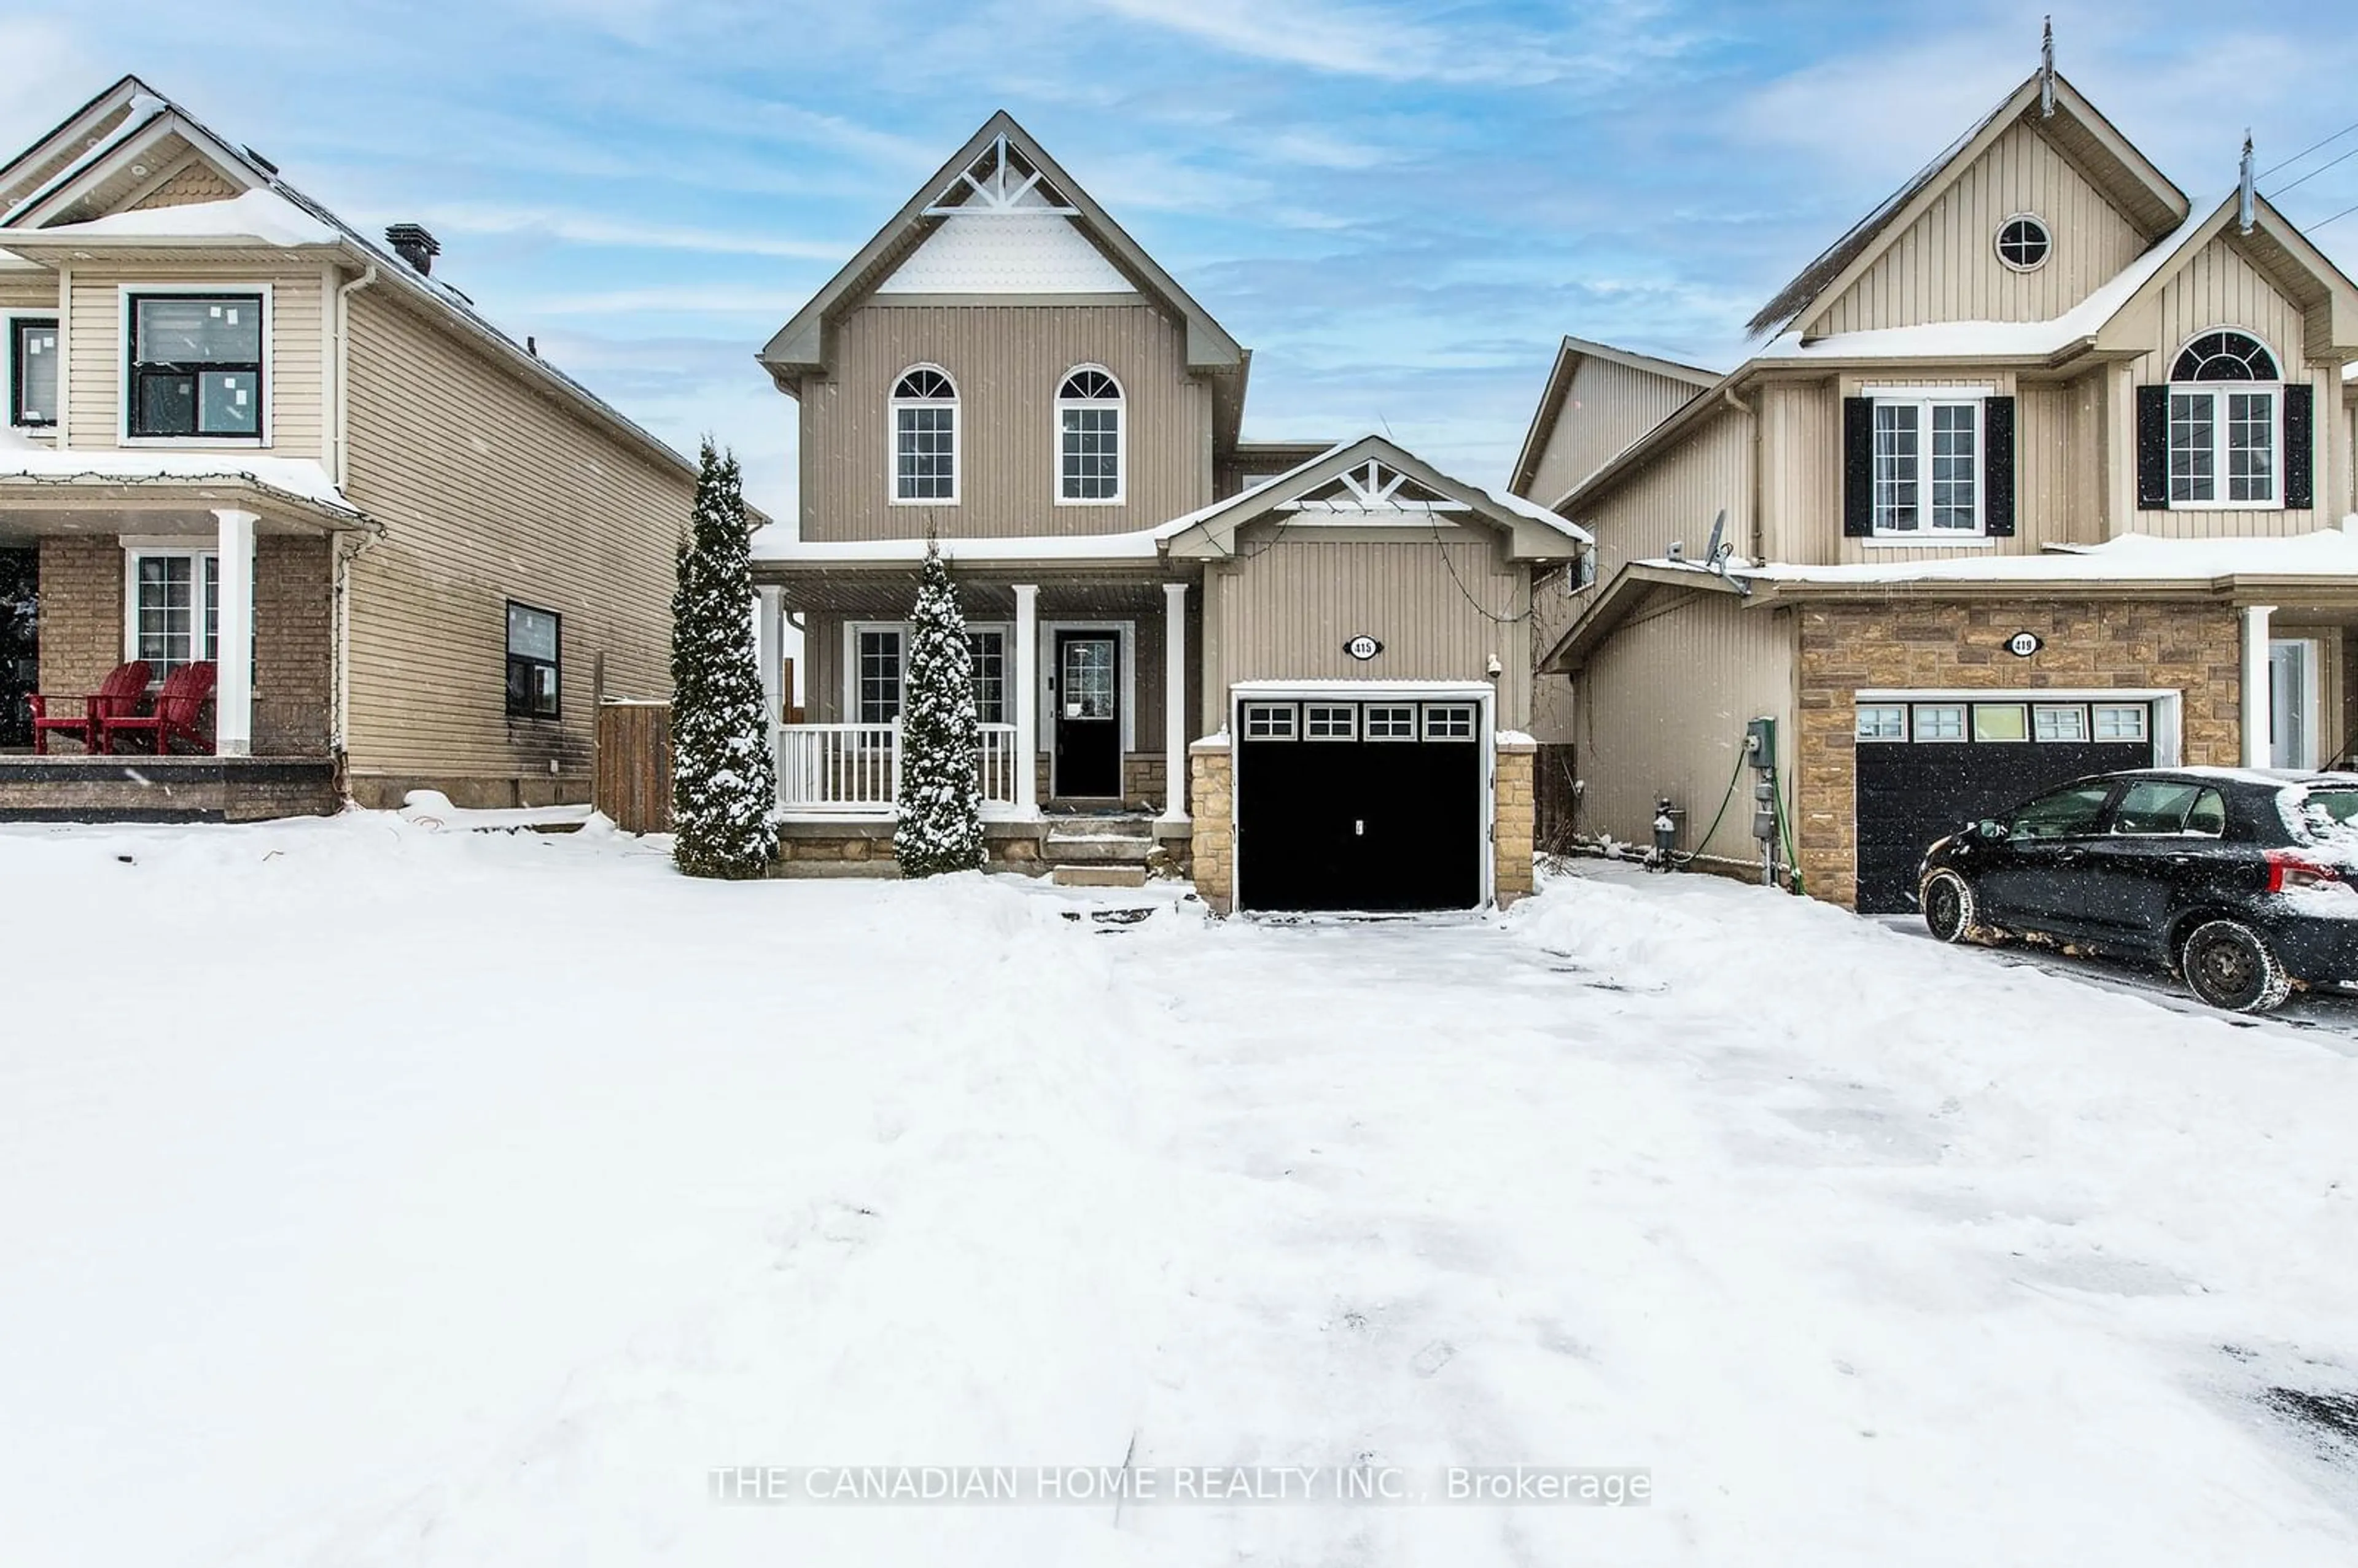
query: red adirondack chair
[
  {"left": 96, "top": 661, "right": 216, "bottom": 756},
  {"left": 28, "top": 660, "right": 152, "bottom": 755}
]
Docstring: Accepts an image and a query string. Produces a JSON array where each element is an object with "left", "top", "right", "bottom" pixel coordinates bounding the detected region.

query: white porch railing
[{"left": 777, "top": 721, "right": 1021, "bottom": 813}]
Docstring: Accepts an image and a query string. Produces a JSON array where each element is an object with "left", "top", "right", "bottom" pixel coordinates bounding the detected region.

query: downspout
[
  {"left": 1721, "top": 383, "right": 1759, "bottom": 561},
  {"left": 329, "top": 264, "right": 378, "bottom": 766}
]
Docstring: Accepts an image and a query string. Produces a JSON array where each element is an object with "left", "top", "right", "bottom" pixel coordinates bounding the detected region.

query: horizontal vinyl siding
[
  {"left": 1574, "top": 594, "right": 1793, "bottom": 867},
  {"left": 1811, "top": 118, "right": 2149, "bottom": 336},
  {"left": 63, "top": 263, "right": 324, "bottom": 457},
  {"left": 1205, "top": 532, "right": 1531, "bottom": 732},
  {"left": 2127, "top": 235, "right": 2322, "bottom": 538},
  {"left": 1528, "top": 357, "right": 1702, "bottom": 505},
  {"left": 802, "top": 301, "right": 1210, "bottom": 541},
  {"left": 0, "top": 275, "right": 59, "bottom": 312},
  {"left": 343, "top": 287, "right": 691, "bottom": 790}
]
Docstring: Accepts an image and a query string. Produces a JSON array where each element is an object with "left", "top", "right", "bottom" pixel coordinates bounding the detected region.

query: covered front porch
[
  {"left": 0, "top": 467, "right": 371, "bottom": 819},
  {"left": 752, "top": 546, "right": 1200, "bottom": 829}
]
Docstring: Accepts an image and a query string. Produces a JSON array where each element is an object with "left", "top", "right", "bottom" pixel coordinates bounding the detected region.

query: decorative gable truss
[
  {"left": 1280, "top": 459, "right": 1468, "bottom": 517},
  {"left": 922, "top": 132, "right": 1079, "bottom": 217}
]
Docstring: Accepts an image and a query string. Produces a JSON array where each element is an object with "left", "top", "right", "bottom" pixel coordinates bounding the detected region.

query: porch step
[
  {"left": 1051, "top": 863, "right": 1150, "bottom": 888},
  {"left": 1042, "top": 823, "right": 1156, "bottom": 863}
]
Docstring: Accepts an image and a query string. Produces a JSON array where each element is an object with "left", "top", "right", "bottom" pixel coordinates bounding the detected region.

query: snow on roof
[
  {"left": 22, "top": 188, "right": 335, "bottom": 247},
  {"left": 1678, "top": 527, "right": 2358, "bottom": 586},
  {"left": 1756, "top": 202, "right": 2211, "bottom": 363},
  {"left": 0, "top": 442, "right": 362, "bottom": 518}
]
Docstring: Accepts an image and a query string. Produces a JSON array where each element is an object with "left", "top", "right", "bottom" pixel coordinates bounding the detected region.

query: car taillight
[{"left": 2266, "top": 850, "right": 2356, "bottom": 895}]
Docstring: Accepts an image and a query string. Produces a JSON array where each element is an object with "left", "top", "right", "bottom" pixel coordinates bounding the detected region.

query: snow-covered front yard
[{"left": 4, "top": 817, "right": 2356, "bottom": 1565}]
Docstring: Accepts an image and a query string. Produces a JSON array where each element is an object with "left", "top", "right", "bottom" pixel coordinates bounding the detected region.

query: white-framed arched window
[
  {"left": 890, "top": 365, "right": 958, "bottom": 503},
  {"left": 2167, "top": 329, "right": 2280, "bottom": 507},
  {"left": 1056, "top": 365, "right": 1123, "bottom": 503}
]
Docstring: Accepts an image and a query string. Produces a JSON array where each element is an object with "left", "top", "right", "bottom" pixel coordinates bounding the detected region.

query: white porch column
[
  {"left": 755, "top": 584, "right": 785, "bottom": 770},
  {"left": 1013, "top": 583, "right": 1040, "bottom": 815},
  {"left": 212, "top": 508, "right": 257, "bottom": 757},
  {"left": 1161, "top": 580, "right": 1188, "bottom": 824},
  {"left": 2241, "top": 603, "right": 2275, "bottom": 767}
]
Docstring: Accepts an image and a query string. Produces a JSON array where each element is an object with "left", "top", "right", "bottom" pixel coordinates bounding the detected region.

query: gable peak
[{"left": 924, "top": 126, "right": 1079, "bottom": 217}]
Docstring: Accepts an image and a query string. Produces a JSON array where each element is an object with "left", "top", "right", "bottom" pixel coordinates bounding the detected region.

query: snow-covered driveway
[{"left": 2, "top": 818, "right": 2355, "bottom": 1566}]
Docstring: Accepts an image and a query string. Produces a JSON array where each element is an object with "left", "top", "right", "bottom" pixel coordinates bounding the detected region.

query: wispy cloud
[
  {"left": 423, "top": 203, "right": 853, "bottom": 260},
  {"left": 1085, "top": 0, "right": 1671, "bottom": 87}
]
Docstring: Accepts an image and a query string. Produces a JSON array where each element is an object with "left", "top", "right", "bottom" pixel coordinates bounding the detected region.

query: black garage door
[
  {"left": 1234, "top": 699, "right": 1484, "bottom": 913},
  {"left": 1854, "top": 696, "right": 2155, "bottom": 914}
]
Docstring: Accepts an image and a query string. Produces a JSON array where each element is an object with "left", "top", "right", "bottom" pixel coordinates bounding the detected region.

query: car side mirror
[{"left": 1976, "top": 818, "right": 2009, "bottom": 842}]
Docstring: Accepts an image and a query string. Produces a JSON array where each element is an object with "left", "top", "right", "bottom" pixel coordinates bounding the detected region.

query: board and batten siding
[
  {"left": 1765, "top": 371, "right": 2107, "bottom": 565},
  {"left": 62, "top": 262, "right": 324, "bottom": 457},
  {"left": 341, "top": 286, "right": 691, "bottom": 803},
  {"left": 1528, "top": 356, "right": 1705, "bottom": 506},
  {"left": 800, "top": 301, "right": 1212, "bottom": 541},
  {"left": 1203, "top": 530, "right": 1531, "bottom": 733},
  {"left": 1808, "top": 118, "right": 2150, "bottom": 338},
  {"left": 1573, "top": 591, "right": 1794, "bottom": 869},
  {"left": 1576, "top": 405, "right": 1753, "bottom": 581},
  {"left": 2125, "top": 233, "right": 2325, "bottom": 538}
]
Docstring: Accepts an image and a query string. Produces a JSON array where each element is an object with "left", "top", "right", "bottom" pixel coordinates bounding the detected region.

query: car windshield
[{"left": 2285, "top": 787, "right": 2358, "bottom": 853}]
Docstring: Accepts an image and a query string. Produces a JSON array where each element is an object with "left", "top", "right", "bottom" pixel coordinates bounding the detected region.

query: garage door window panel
[
  {"left": 1305, "top": 704, "right": 1357, "bottom": 741},
  {"left": 1366, "top": 705, "right": 1417, "bottom": 740},
  {"left": 1856, "top": 705, "right": 1907, "bottom": 741},
  {"left": 2093, "top": 704, "right": 2149, "bottom": 743},
  {"left": 1423, "top": 704, "right": 1476, "bottom": 741},
  {"left": 1243, "top": 703, "right": 1297, "bottom": 739},
  {"left": 1972, "top": 704, "right": 2029, "bottom": 743},
  {"left": 2033, "top": 704, "right": 2088, "bottom": 742},
  {"left": 1912, "top": 704, "right": 1966, "bottom": 742}
]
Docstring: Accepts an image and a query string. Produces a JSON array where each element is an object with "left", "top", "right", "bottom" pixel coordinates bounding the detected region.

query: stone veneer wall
[
  {"left": 1188, "top": 738, "right": 1233, "bottom": 912},
  {"left": 1493, "top": 735, "right": 1536, "bottom": 907},
  {"left": 1794, "top": 599, "right": 2242, "bottom": 909}
]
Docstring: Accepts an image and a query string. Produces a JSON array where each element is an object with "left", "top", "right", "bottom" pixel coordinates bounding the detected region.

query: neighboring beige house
[
  {"left": 1513, "top": 64, "right": 2358, "bottom": 912},
  {"left": 750, "top": 114, "right": 1587, "bottom": 910},
  {"left": 0, "top": 76, "right": 702, "bottom": 818}
]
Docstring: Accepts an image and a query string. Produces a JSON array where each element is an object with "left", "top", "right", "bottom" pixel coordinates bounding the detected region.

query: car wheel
[
  {"left": 1921, "top": 868, "right": 1979, "bottom": 944},
  {"left": 2179, "top": 919, "right": 2293, "bottom": 1014}
]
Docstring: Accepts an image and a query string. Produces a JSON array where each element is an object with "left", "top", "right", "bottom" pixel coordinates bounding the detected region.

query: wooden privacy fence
[{"left": 595, "top": 700, "right": 673, "bottom": 834}]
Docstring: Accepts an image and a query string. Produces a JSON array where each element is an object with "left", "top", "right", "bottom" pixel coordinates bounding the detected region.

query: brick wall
[
  {"left": 1794, "top": 598, "right": 2242, "bottom": 908},
  {"left": 36, "top": 533, "right": 333, "bottom": 758}
]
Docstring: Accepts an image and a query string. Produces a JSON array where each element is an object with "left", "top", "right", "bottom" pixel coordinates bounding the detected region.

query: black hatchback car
[{"left": 1916, "top": 769, "right": 2358, "bottom": 1012}]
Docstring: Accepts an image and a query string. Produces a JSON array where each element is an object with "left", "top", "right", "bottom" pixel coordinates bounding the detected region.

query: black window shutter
[
  {"left": 2134, "top": 384, "right": 2171, "bottom": 510},
  {"left": 2284, "top": 382, "right": 2314, "bottom": 510},
  {"left": 1842, "top": 397, "right": 1874, "bottom": 537},
  {"left": 1982, "top": 395, "right": 2015, "bottom": 537}
]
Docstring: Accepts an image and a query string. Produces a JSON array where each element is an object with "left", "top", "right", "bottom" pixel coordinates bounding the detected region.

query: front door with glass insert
[
  {"left": 1053, "top": 631, "right": 1121, "bottom": 798},
  {"left": 2269, "top": 638, "right": 2317, "bottom": 770}
]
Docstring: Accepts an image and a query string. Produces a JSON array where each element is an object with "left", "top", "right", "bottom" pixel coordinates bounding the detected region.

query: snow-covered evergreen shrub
[
  {"left": 892, "top": 540, "right": 986, "bottom": 877},
  {"left": 670, "top": 440, "right": 777, "bottom": 879}
]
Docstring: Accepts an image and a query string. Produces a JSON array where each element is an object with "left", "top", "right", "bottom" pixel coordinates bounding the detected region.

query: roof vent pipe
[{"left": 385, "top": 223, "right": 440, "bottom": 276}]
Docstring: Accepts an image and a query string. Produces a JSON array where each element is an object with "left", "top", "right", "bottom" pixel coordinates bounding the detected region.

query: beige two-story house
[
  {"left": 1514, "top": 64, "right": 2358, "bottom": 913},
  {"left": 750, "top": 115, "right": 1587, "bottom": 910},
  {"left": 0, "top": 76, "right": 702, "bottom": 818}
]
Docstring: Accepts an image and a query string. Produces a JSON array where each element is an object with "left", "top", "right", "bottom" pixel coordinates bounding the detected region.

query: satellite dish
[{"left": 1704, "top": 508, "right": 1729, "bottom": 568}]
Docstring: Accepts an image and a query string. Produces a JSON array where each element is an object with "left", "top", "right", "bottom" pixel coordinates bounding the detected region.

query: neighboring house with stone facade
[
  {"left": 1512, "top": 64, "right": 2358, "bottom": 914},
  {"left": 0, "top": 76, "right": 699, "bottom": 820},
  {"left": 749, "top": 114, "right": 1585, "bottom": 910}
]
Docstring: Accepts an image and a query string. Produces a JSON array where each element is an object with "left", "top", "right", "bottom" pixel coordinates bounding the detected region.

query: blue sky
[{"left": 3, "top": 0, "right": 2356, "bottom": 517}]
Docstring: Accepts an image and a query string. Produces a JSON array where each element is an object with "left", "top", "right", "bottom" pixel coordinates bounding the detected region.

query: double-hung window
[
  {"left": 1870, "top": 392, "right": 1982, "bottom": 535},
  {"left": 505, "top": 602, "right": 561, "bottom": 719},
  {"left": 129, "top": 551, "right": 217, "bottom": 679},
  {"left": 2166, "top": 330, "right": 2280, "bottom": 506},
  {"left": 890, "top": 367, "right": 957, "bottom": 503},
  {"left": 127, "top": 292, "right": 265, "bottom": 440},
  {"left": 850, "top": 622, "right": 1010, "bottom": 725},
  {"left": 9, "top": 317, "right": 58, "bottom": 428}
]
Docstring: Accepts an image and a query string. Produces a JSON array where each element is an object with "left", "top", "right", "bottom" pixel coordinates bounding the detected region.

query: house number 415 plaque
[{"left": 1344, "top": 634, "right": 1383, "bottom": 661}]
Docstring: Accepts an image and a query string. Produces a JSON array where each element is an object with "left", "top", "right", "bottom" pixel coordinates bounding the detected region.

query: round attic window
[{"left": 1996, "top": 214, "right": 2052, "bottom": 271}]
